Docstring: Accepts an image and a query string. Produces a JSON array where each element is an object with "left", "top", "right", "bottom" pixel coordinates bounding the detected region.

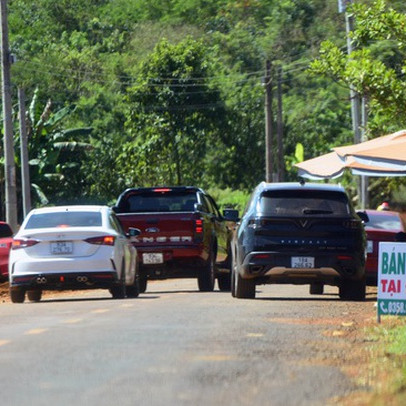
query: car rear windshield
[
  {"left": 25, "top": 212, "right": 103, "bottom": 229},
  {"left": 258, "top": 190, "right": 350, "bottom": 217},
  {"left": 366, "top": 213, "right": 403, "bottom": 231},
  {"left": 124, "top": 191, "right": 198, "bottom": 213},
  {"left": 0, "top": 223, "right": 12, "bottom": 237}
]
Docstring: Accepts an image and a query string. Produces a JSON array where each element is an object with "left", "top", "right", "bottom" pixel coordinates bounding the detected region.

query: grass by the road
[{"left": 363, "top": 317, "right": 406, "bottom": 405}]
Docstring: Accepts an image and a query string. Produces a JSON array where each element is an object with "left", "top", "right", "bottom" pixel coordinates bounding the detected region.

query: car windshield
[
  {"left": 25, "top": 211, "right": 103, "bottom": 229},
  {"left": 366, "top": 213, "right": 403, "bottom": 231},
  {"left": 125, "top": 191, "right": 197, "bottom": 213},
  {"left": 258, "top": 190, "right": 350, "bottom": 217}
]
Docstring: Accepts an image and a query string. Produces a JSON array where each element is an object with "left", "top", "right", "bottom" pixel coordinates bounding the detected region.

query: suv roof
[{"left": 255, "top": 181, "right": 346, "bottom": 193}]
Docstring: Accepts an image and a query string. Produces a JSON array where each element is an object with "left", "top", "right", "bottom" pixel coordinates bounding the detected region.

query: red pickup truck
[{"left": 113, "top": 186, "right": 239, "bottom": 293}]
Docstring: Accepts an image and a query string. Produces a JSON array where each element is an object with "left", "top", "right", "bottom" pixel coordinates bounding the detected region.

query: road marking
[
  {"left": 0, "top": 340, "right": 10, "bottom": 346},
  {"left": 194, "top": 355, "right": 235, "bottom": 361},
  {"left": 246, "top": 333, "right": 264, "bottom": 337},
  {"left": 91, "top": 309, "right": 109, "bottom": 314},
  {"left": 24, "top": 328, "right": 48, "bottom": 335},
  {"left": 62, "top": 318, "right": 83, "bottom": 324}
]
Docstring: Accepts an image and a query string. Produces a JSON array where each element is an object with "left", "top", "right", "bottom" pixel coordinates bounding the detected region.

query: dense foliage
[{"left": 1, "top": 0, "right": 406, "bottom": 217}]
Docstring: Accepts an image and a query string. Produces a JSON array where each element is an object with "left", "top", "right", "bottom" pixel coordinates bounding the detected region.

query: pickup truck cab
[{"left": 113, "top": 186, "right": 239, "bottom": 293}]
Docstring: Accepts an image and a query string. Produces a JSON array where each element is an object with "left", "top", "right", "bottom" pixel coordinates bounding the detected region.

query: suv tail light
[
  {"left": 12, "top": 239, "right": 40, "bottom": 250},
  {"left": 342, "top": 219, "right": 361, "bottom": 229},
  {"left": 194, "top": 218, "right": 204, "bottom": 238},
  {"left": 85, "top": 236, "right": 115, "bottom": 246}
]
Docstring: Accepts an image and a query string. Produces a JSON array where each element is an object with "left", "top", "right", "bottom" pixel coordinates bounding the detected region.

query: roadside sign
[{"left": 377, "top": 242, "right": 406, "bottom": 321}]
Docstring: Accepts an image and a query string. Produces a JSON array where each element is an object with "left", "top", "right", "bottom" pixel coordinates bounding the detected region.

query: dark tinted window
[
  {"left": 25, "top": 212, "right": 102, "bottom": 229},
  {"left": 126, "top": 191, "right": 197, "bottom": 213},
  {"left": 0, "top": 223, "right": 12, "bottom": 237},
  {"left": 258, "top": 190, "right": 350, "bottom": 216}
]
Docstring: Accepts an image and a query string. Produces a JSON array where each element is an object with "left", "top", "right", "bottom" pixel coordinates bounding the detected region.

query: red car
[
  {"left": 0, "top": 221, "right": 13, "bottom": 281},
  {"left": 364, "top": 209, "right": 405, "bottom": 285}
]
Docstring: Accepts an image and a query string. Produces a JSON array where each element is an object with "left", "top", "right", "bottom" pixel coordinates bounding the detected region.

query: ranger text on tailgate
[{"left": 113, "top": 187, "right": 239, "bottom": 293}]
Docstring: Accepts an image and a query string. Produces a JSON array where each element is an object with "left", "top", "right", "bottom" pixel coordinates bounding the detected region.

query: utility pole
[
  {"left": 360, "top": 96, "right": 369, "bottom": 209},
  {"left": 0, "top": 0, "right": 17, "bottom": 229},
  {"left": 276, "top": 65, "right": 285, "bottom": 182},
  {"left": 18, "top": 87, "right": 31, "bottom": 218},
  {"left": 264, "top": 59, "right": 274, "bottom": 183}
]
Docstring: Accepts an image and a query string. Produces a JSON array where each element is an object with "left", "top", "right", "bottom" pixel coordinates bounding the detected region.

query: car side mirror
[
  {"left": 112, "top": 206, "right": 121, "bottom": 214},
  {"left": 395, "top": 231, "right": 406, "bottom": 242},
  {"left": 223, "top": 209, "right": 240, "bottom": 222},
  {"left": 127, "top": 227, "right": 141, "bottom": 237},
  {"left": 194, "top": 203, "right": 203, "bottom": 212},
  {"left": 356, "top": 211, "right": 369, "bottom": 223}
]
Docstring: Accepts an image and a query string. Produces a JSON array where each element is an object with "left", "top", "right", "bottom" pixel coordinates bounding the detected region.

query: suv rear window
[
  {"left": 26, "top": 212, "right": 102, "bottom": 229},
  {"left": 125, "top": 191, "right": 197, "bottom": 213},
  {"left": 259, "top": 190, "right": 350, "bottom": 216}
]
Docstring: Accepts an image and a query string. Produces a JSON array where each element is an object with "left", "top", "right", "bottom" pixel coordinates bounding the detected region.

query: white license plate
[
  {"left": 51, "top": 241, "right": 73, "bottom": 255},
  {"left": 291, "top": 256, "right": 315, "bottom": 268},
  {"left": 142, "top": 253, "right": 164, "bottom": 264}
]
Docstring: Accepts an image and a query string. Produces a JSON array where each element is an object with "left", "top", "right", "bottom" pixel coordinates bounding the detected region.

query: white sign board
[{"left": 378, "top": 242, "right": 406, "bottom": 317}]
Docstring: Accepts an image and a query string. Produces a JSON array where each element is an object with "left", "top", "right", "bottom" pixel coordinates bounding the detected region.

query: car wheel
[
  {"left": 27, "top": 290, "right": 42, "bottom": 302},
  {"left": 310, "top": 283, "right": 324, "bottom": 295},
  {"left": 198, "top": 247, "right": 215, "bottom": 292},
  {"left": 10, "top": 287, "right": 26, "bottom": 303},
  {"left": 234, "top": 271, "right": 256, "bottom": 299},
  {"left": 139, "top": 272, "right": 148, "bottom": 293},
  {"left": 217, "top": 273, "right": 231, "bottom": 291},
  {"left": 126, "top": 274, "right": 140, "bottom": 298},
  {"left": 110, "top": 265, "right": 126, "bottom": 299},
  {"left": 339, "top": 278, "right": 366, "bottom": 301}
]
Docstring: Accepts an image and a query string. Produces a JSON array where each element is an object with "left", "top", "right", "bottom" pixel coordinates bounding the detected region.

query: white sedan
[{"left": 9, "top": 205, "right": 140, "bottom": 303}]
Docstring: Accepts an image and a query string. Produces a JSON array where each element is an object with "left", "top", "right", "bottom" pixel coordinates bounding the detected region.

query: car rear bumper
[
  {"left": 239, "top": 251, "right": 365, "bottom": 284},
  {"left": 10, "top": 271, "right": 120, "bottom": 291},
  {"left": 136, "top": 244, "right": 209, "bottom": 278}
]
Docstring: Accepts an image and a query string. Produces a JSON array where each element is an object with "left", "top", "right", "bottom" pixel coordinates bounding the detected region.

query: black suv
[{"left": 231, "top": 182, "right": 367, "bottom": 300}]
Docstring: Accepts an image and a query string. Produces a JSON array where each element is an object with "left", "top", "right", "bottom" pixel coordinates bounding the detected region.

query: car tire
[
  {"left": 139, "top": 272, "right": 148, "bottom": 293},
  {"left": 217, "top": 273, "right": 231, "bottom": 291},
  {"left": 310, "top": 283, "right": 324, "bottom": 295},
  {"left": 126, "top": 274, "right": 140, "bottom": 298},
  {"left": 198, "top": 247, "right": 215, "bottom": 292},
  {"left": 339, "top": 278, "right": 366, "bottom": 301},
  {"left": 27, "top": 290, "right": 42, "bottom": 302},
  {"left": 110, "top": 265, "right": 126, "bottom": 299},
  {"left": 234, "top": 271, "right": 256, "bottom": 299},
  {"left": 10, "top": 287, "right": 26, "bottom": 303}
]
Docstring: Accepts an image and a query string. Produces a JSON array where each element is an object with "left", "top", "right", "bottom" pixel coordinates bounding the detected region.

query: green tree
[{"left": 121, "top": 38, "right": 226, "bottom": 186}]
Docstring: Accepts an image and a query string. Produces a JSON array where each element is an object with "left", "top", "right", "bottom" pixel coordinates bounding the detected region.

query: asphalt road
[{"left": 0, "top": 280, "right": 377, "bottom": 406}]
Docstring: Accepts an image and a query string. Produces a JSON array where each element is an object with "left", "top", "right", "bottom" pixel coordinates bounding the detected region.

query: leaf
[{"left": 31, "top": 183, "right": 49, "bottom": 206}]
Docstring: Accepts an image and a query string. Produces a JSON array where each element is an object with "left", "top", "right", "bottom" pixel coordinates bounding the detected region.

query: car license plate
[
  {"left": 142, "top": 253, "right": 164, "bottom": 264},
  {"left": 367, "top": 240, "right": 373, "bottom": 254},
  {"left": 51, "top": 241, "right": 73, "bottom": 255},
  {"left": 291, "top": 256, "right": 314, "bottom": 268}
]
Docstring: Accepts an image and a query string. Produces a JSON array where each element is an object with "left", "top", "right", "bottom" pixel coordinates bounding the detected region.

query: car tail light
[
  {"left": 343, "top": 220, "right": 360, "bottom": 229},
  {"left": 252, "top": 253, "right": 272, "bottom": 260},
  {"left": 12, "top": 239, "right": 40, "bottom": 250},
  {"left": 337, "top": 255, "right": 353, "bottom": 261},
  {"left": 195, "top": 218, "right": 203, "bottom": 234},
  {"left": 153, "top": 188, "right": 172, "bottom": 193},
  {"left": 85, "top": 236, "right": 115, "bottom": 246}
]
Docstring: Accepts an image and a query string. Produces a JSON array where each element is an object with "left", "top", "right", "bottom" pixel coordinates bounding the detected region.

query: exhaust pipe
[
  {"left": 36, "top": 276, "right": 47, "bottom": 284},
  {"left": 76, "top": 276, "right": 88, "bottom": 283}
]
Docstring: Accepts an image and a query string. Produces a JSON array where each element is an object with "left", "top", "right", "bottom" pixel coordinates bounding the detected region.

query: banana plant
[{"left": 19, "top": 88, "right": 93, "bottom": 205}]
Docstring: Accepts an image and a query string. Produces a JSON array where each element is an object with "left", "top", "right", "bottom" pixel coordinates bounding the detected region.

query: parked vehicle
[
  {"left": 9, "top": 205, "right": 140, "bottom": 303},
  {"left": 0, "top": 221, "right": 13, "bottom": 281},
  {"left": 363, "top": 209, "right": 405, "bottom": 285},
  {"left": 113, "top": 186, "right": 239, "bottom": 293},
  {"left": 231, "top": 182, "right": 367, "bottom": 300}
]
